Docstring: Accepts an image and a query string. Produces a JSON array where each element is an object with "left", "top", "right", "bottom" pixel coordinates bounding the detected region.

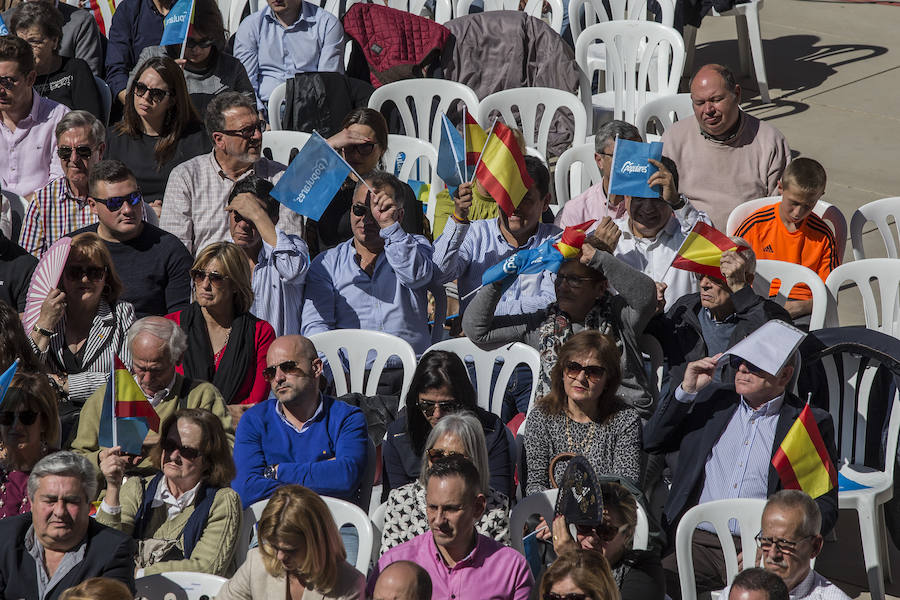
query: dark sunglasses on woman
[
  {"left": 57, "top": 145, "right": 94, "bottom": 160},
  {"left": 190, "top": 269, "right": 229, "bottom": 286},
  {"left": 133, "top": 80, "right": 173, "bottom": 104},
  {"left": 186, "top": 37, "right": 215, "bottom": 49},
  {"left": 563, "top": 361, "right": 606, "bottom": 384},
  {"left": 0, "top": 410, "right": 39, "bottom": 427},
  {"left": 344, "top": 142, "right": 375, "bottom": 156},
  {"left": 162, "top": 437, "right": 201, "bottom": 460},
  {"left": 426, "top": 448, "right": 467, "bottom": 462},
  {"left": 418, "top": 399, "right": 463, "bottom": 417},
  {"left": 64, "top": 265, "right": 107, "bottom": 281},
  {"left": 544, "top": 593, "right": 588, "bottom": 600}
]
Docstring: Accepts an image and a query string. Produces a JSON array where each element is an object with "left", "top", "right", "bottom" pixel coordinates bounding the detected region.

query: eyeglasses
[
  {"left": 22, "top": 37, "right": 49, "bottom": 48},
  {"left": 133, "top": 80, "right": 173, "bottom": 104},
  {"left": 755, "top": 532, "right": 814, "bottom": 556},
  {"left": 57, "top": 145, "right": 95, "bottom": 161},
  {"left": 162, "top": 437, "right": 201, "bottom": 460},
  {"left": 427, "top": 448, "right": 467, "bottom": 462},
  {"left": 555, "top": 273, "right": 598, "bottom": 289},
  {"left": 729, "top": 355, "right": 765, "bottom": 376},
  {"left": 186, "top": 37, "right": 215, "bottom": 49},
  {"left": 418, "top": 399, "right": 463, "bottom": 417},
  {"left": 92, "top": 190, "right": 143, "bottom": 212},
  {"left": 575, "top": 521, "right": 629, "bottom": 541},
  {"left": 563, "top": 361, "right": 606, "bottom": 384},
  {"left": 219, "top": 121, "right": 265, "bottom": 139},
  {"left": 262, "top": 360, "right": 313, "bottom": 382},
  {"left": 350, "top": 204, "right": 370, "bottom": 217},
  {"left": 0, "top": 75, "right": 19, "bottom": 91},
  {"left": 544, "top": 593, "right": 589, "bottom": 600},
  {"left": 190, "top": 269, "right": 229, "bottom": 286},
  {"left": 0, "top": 410, "right": 39, "bottom": 427},
  {"left": 64, "top": 264, "right": 107, "bottom": 281},
  {"left": 344, "top": 142, "right": 376, "bottom": 156}
]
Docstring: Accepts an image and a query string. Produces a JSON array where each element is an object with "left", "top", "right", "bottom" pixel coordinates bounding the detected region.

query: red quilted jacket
[{"left": 342, "top": 3, "right": 451, "bottom": 88}]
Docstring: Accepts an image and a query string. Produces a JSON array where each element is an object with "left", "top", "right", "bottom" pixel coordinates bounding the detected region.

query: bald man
[
  {"left": 231, "top": 334, "right": 369, "bottom": 508},
  {"left": 373, "top": 561, "right": 433, "bottom": 600}
]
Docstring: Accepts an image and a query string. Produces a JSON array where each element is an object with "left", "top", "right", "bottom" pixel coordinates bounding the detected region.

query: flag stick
[
  {"left": 313, "top": 130, "right": 377, "bottom": 196},
  {"left": 461, "top": 284, "right": 484, "bottom": 302},
  {"left": 442, "top": 113, "right": 465, "bottom": 184},
  {"left": 462, "top": 106, "right": 468, "bottom": 175},
  {"left": 469, "top": 117, "right": 499, "bottom": 185},
  {"left": 178, "top": 0, "right": 194, "bottom": 60},
  {"left": 179, "top": 36, "right": 188, "bottom": 60},
  {"left": 110, "top": 367, "right": 118, "bottom": 449}
]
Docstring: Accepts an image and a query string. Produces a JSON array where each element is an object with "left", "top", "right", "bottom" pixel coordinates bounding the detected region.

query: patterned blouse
[
  {"left": 380, "top": 480, "right": 510, "bottom": 553},
  {"left": 0, "top": 469, "right": 31, "bottom": 519}
]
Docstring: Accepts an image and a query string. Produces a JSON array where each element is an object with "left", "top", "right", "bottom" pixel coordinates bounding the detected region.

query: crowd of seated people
[{"left": 0, "top": 0, "right": 870, "bottom": 595}]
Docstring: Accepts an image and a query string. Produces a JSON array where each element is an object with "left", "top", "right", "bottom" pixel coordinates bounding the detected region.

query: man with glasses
[
  {"left": 0, "top": 35, "right": 69, "bottom": 200},
  {"left": 720, "top": 491, "right": 849, "bottom": 600},
  {"left": 67, "top": 159, "right": 191, "bottom": 318},
  {"left": 644, "top": 343, "right": 838, "bottom": 599},
  {"left": 160, "top": 91, "right": 303, "bottom": 255}
]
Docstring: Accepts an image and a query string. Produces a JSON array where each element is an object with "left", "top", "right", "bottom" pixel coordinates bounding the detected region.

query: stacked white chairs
[
  {"left": 261, "top": 130, "right": 312, "bottom": 165},
  {"left": 824, "top": 259, "right": 900, "bottom": 337},
  {"left": 136, "top": 571, "right": 227, "bottom": 600},
  {"left": 323, "top": 496, "right": 375, "bottom": 575},
  {"left": 456, "top": 0, "right": 565, "bottom": 33},
  {"left": 575, "top": 21, "right": 685, "bottom": 124},
  {"left": 382, "top": 133, "right": 445, "bottom": 226},
  {"left": 751, "top": 260, "right": 827, "bottom": 330},
  {"left": 849, "top": 196, "right": 900, "bottom": 260},
  {"left": 634, "top": 92, "right": 693, "bottom": 142},
  {"left": 553, "top": 142, "right": 603, "bottom": 209},
  {"left": 389, "top": 0, "right": 453, "bottom": 21}
]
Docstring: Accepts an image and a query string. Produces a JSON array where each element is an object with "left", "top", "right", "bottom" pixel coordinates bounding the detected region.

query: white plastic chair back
[
  {"left": 1, "top": 191, "right": 26, "bottom": 243},
  {"left": 266, "top": 82, "right": 287, "bottom": 130},
  {"left": 136, "top": 571, "right": 227, "bottom": 600},
  {"left": 509, "top": 488, "right": 559, "bottom": 553},
  {"left": 93, "top": 76, "right": 112, "bottom": 125},
  {"left": 323, "top": 496, "right": 375, "bottom": 575},
  {"left": 308, "top": 330, "right": 418, "bottom": 400},
  {"left": 386, "top": 0, "right": 453, "bottom": 21},
  {"left": 633, "top": 502, "right": 650, "bottom": 551},
  {"left": 382, "top": 134, "right": 445, "bottom": 226},
  {"left": 634, "top": 92, "right": 693, "bottom": 142},
  {"left": 426, "top": 338, "right": 541, "bottom": 418},
  {"left": 456, "top": 0, "right": 564, "bottom": 32},
  {"left": 477, "top": 88, "right": 588, "bottom": 163},
  {"left": 824, "top": 259, "right": 900, "bottom": 336},
  {"left": 368, "top": 79, "right": 480, "bottom": 146},
  {"left": 576, "top": 21, "right": 685, "bottom": 124},
  {"left": 751, "top": 260, "right": 827, "bottom": 331},
  {"left": 227, "top": 0, "right": 249, "bottom": 38},
  {"left": 234, "top": 498, "right": 270, "bottom": 567},
  {"left": 850, "top": 196, "right": 900, "bottom": 260},
  {"left": 569, "top": 0, "right": 675, "bottom": 46},
  {"left": 554, "top": 143, "right": 602, "bottom": 208},
  {"left": 261, "top": 130, "right": 312, "bottom": 165},
  {"left": 675, "top": 498, "right": 767, "bottom": 600},
  {"left": 370, "top": 500, "right": 388, "bottom": 560}
]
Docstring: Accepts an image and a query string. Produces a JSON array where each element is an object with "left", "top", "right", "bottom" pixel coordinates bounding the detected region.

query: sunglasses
[
  {"left": 133, "top": 80, "right": 173, "bottom": 104},
  {"left": 0, "top": 75, "right": 19, "bottom": 91},
  {"left": 728, "top": 355, "right": 765, "bottom": 376},
  {"left": 162, "top": 437, "right": 201, "bottom": 460},
  {"left": 350, "top": 204, "right": 370, "bottom": 217},
  {"left": 0, "top": 410, "right": 39, "bottom": 427},
  {"left": 190, "top": 269, "right": 229, "bottom": 286},
  {"left": 57, "top": 145, "right": 94, "bottom": 161},
  {"left": 64, "top": 264, "right": 106, "bottom": 281},
  {"left": 575, "top": 521, "right": 628, "bottom": 541},
  {"left": 219, "top": 121, "right": 265, "bottom": 139},
  {"left": 186, "top": 37, "right": 215, "bottom": 49},
  {"left": 418, "top": 399, "right": 463, "bottom": 417},
  {"left": 262, "top": 360, "right": 312, "bottom": 382},
  {"left": 426, "top": 448, "right": 467, "bottom": 462},
  {"left": 544, "top": 594, "right": 589, "bottom": 600},
  {"left": 344, "top": 142, "right": 376, "bottom": 156},
  {"left": 93, "top": 190, "right": 143, "bottom": 212},
  {"left": 563, "top": 361, "right": 606, "bottom": 384},
  {"left": 555, "top": 273, "right": 598, "bottom": 289}
]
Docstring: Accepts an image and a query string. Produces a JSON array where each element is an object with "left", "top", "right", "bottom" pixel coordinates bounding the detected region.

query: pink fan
[{"left": 22, "top": 237, "right": 72, "bottom": 333}]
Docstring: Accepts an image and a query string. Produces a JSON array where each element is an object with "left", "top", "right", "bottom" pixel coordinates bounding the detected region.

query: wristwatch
[
  {"left": 264, "top": 464, "right": 278, "bottom": 480},
  {"left": 32, "top": 324, "right": 55, "bottom": 338}
]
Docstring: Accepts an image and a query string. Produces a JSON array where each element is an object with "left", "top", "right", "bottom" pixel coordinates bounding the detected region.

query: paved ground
[{"left": 690, "top": 2, "right": 899, "bottom": 596}]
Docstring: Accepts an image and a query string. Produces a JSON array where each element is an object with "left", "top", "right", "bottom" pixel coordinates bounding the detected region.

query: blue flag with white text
[
  {"left": 159, "top": 0, "right": 195, "bottom": 46},
  {"left": 0, "top": 359, "right": 19, "bottom": 408},
  {"left": 437, "top": 113, "right": 465, "bottom": 188},
  {"left": 481, "top": 239, "right": 564, "bottom": 287},
  {"left": 271, "top": 131, "right": 351, "bottom": 221},
  {"left": 0, "top": 15, "right": 8, "bottom": 36},
  {"left": 608, "top": 138, "right": 663, "bottom": 198}
]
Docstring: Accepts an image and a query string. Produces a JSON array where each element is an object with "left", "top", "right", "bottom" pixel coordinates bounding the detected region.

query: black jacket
[{"left": 0, "top": 513, "right": 136, "bottom": 600}]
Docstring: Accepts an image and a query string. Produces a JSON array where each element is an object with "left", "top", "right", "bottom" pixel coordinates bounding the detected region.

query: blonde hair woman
[
  {"left": 165, "top": 241, "right": 274, "bottom": 406},
  {"left": 216, "top": 485, "right": 365, "bottom": 600},
  {"left": 59, "top": 577, "right": 133, "bottom": 600},
  {"left": 540, "top": 549, "right": 620, "bottom": 600}
]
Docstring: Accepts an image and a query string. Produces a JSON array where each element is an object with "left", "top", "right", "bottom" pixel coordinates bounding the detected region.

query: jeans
[{"left": 340, "top": 524, "right": 360, "bottom": 568}]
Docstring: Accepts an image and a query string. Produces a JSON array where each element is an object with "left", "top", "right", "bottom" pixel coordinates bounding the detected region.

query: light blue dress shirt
[
  {"left": 432, "top": 217, "right": 560, "bottom": 316},
  {"left": 233, "top": 2, "right": 345, "bottom": 109},
  {"left": 301, "top": 222, "right": 434, "bottom": 355},
  {"left": 250, "top": 229, "right": 309, "bottom": 337}
]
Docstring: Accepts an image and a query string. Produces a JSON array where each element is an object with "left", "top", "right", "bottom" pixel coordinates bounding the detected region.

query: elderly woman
[
  {"left": 217, "top": 484, "right": 365, "bottom": 600},
  {"left": 382, "top": 350, "right": 512, "bottom": 499},
  {"left": 97, "top": 408, "right": 242, "bottom": 576},
  {"left": 0, "top": 372, "right": 60, "bottom": 518},
  {"left": 166, "top": 242, "right": 275, "bottom": 406},
  {"left": 462, "top": 218, "right": 657, "bottom": 417},
  {"left": 381, "top": 411, "right": 509, "bottom": 552},
  {"left": 29, "top": 232, "right": 135, "bottom": 411},
  {"left": 540, "top": 549, "right": 620, "bottom": 600}
]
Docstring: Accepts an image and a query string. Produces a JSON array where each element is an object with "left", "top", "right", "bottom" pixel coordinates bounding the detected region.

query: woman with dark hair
[
  {"left": 98, "top": 408, "right": 242, "bottom": 575},
  {"left": 127, "top": 0, "right": 253, "bottom": 116},
  {"left": 539, "top": 549, "right": 619, "bottom": 600},
  {"left": 0, "top": 301, "right": 44, "bottom": 374},
  {"left": 381, "top": 350, "right": 513, "bottom": 499},
  {"left": 9, "top": 1, "right": 103, "bottom": 120},
  {"left": 107, "top": 55, "right": 211, "bottom": 216},
  {"left": 0, "top": 372, "right": 60, "bottom": 518}
]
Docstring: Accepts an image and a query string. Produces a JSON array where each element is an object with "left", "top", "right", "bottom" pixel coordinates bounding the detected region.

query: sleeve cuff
[
  {"left": 675, "top": 385, "right": 698, "bottom": 404},
  {"left": 100, "top": 500, "right": 121, "bottom": 514},
  {"left": 379, "top": 221, "right": 404, "bottom": 241}
]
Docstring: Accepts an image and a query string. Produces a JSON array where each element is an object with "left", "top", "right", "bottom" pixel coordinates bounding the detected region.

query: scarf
[{"left": 179, "top": 302, "right": 258, "bottom": 404}]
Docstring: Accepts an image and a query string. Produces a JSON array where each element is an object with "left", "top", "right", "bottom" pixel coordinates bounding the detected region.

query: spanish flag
[
  {"left": 475, "top": 121, "right": 534, "bottom": 217},
  {"left": 671, "top": 222, "right": 748, "bottom": 280},
  {"left": 98, "top": 356, "right": 160, "bottom": 455},
  {"left": 465, "top": 111, "right": 487, "bottom": 169},
  {"left": 554, "top": 220, "right": 596, "bottom": 259},
  {"left": 772, "top": 404, "right": 838, "bottom": 498}
]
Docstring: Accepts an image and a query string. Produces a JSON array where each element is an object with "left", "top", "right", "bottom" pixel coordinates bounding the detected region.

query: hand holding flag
[{"left": 159, "top": 0, "right": 196, "bottom": 57}]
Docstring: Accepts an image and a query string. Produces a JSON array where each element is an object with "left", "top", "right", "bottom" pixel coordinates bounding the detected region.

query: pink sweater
[{"left": 661, "top": 114, "right": 791, "bottom": 230}]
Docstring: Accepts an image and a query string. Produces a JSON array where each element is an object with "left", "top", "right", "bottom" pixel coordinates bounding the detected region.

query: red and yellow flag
[
  {"left": 772, "top": 404, "right": 838, "bottom": 498},
  {"left": 112, "top": 356, "right": 160, "bottom": 431},
  {"left": 671, "top": 222, "right": 748, "bottom": 280},
  {"left": 554, "top": 220, "right": 596, "bottom": 259},
  {"left": 464, "top": 111, "right": 487, "bottom": 168},
  {"left": 475, "top": 121, "right": 534, "bottom": 217}
]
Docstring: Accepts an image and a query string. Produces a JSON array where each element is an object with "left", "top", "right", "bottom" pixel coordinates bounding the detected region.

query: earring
[{"left": 40, "top": 439, "right": 48, "bottom": 454}]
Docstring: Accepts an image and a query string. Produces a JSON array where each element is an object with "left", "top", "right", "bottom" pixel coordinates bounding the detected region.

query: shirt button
[{"left": 734, "top": 484, "right": 738, "bottom": 489}]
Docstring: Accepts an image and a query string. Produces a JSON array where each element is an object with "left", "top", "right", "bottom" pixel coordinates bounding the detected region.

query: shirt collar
[
  {"left": 262, "top": 4, "right": 312, "bottom": 28},
  {"left": 153, "top": 475, "right": 201, "bottom": 511},
  {"left": 141, "top": 372, "right": 178, "bottom": 406},
  {"left": 211, "top": 150, "right": 258, "bottom": 182},
  {"left": 275, "top": 395, "right": 324, "bottom": 434},
  {"left": 617, "top": 213, "right": 680, "bottom": 243},
  {"left": 702, "top": 306, "right": 738, "bottom": 324},
  {"left": 430, "top": 527, "right": 483, "bottom": 570},
  {"left": 789, "top": 568, "right": 817, "bottom": 599},
  {"left": 493, "top": 218, "right": 543, "bottom": 250},
  {"left": 740, "top": 392, "right": 785, "bottom": 417},
  {"left": 61, "top": 178, "right": 90, "bottom": 209}
]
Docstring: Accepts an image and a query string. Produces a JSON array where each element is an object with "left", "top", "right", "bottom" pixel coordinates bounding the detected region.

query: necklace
[
  {"left": 564, "top": 411, "right": 597, "bottom": 455},
  {"left": 214, "top": 328, "right": 232, "bottom": 362}
]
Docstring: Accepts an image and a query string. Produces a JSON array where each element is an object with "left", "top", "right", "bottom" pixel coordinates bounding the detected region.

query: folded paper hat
[
  {"left": 717, "top": 319, "right": 807, "bottom": 376},
  {"left": 554, "top": 455, "right": 603, "bottom": 527}
]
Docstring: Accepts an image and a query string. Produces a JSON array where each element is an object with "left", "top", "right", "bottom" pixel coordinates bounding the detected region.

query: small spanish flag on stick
[
  {"left": 474, "top": 120, "right": 534, "bottom": 217},
  {"left": 554, "top": 220, "right": 596, "bottom": 259},
  {"left": 772, "top": 403, "right": 838, "bottom": 498},
  {"left": 670, "top": 222, "right": 749, "bottom": 279},
  {"left": 464, "top": 109, "right": 487, "bottom": 171}
]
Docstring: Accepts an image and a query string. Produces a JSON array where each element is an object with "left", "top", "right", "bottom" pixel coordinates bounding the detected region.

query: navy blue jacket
[{"left": 104, "top": 0, "right": 164, "bottom": 96}]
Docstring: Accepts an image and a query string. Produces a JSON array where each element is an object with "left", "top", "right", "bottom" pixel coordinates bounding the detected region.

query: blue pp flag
[
  {"left": 437, "top": 113, "right": 465, "bottom": 188},
  {"left": 0, "top": 15, "right": 8, "bottom": 36},
  {"left": 0, "top": 359, "right": 19, "bottom": 408},
  {"left": 271, "top": 132, "right": 351, "bottom": 221},
  {"left": 608, "top": 138, "right": 664, "bottom": 198},
  {"left": 159, "top": 0, "right": 194, "bottom": 46},
  {"left": 481, "top": 239, "right": 564, "bottom": 287}
]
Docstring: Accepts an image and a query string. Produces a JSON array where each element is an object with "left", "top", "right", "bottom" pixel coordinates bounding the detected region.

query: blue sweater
[
  {"left": 232, "top": 395, "right": 368, "bottom": 508},
  {"left": 105, "top": 0, "right": 164, "bottom": 96}
]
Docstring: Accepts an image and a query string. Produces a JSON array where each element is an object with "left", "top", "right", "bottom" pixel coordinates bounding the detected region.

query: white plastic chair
[
  {"left": 367, "top": 79, "right": 480, "bottom": 146},
  {"left": 575, "top": 21, "right": 686, "bottom": 124},
  {"left": 93, "top": 75, "right": 112, "bottom": 125},
  {"left": 634, "top": 92, "right": 693, "bottom": 142},
  {"left": 426, "top": 338, "right": 541, "bottom": 419},
  {"left": 234, "top": 498, "right": 270, "bottom": 567},
  {"left": 2, "top": 190, "right": 26, "bottom": 243},
  {"left": 370, "top": 500, "right": 388, "bottom": 560},
  {"left": 554, "top": 142, "right": 603, "bottom": 209},
  {"left": 476, "top": 87, "right": 588, "bottom": 164},
  {"left": 824, "top": 259, "right": 900, "bottom": 337},
  {"left": 675, "top": 498, "right": 767, "bottom": 600},
  {"left": 726, "top": 196, "right": 848, "bottom": 261},
  {"left": 266, "top": 82, "right": 288, "bottom": 131},
  {"left": 456, "top": 0, "right": 564, "bottom": 32},
  {"left": 752, "top": 260, "right": 827, "bottom": 330},
  {"left": 261, "top": 130, "right": 312, "bottom": 165},
  {"left": 850, "top": 196, "right": 900, "bottom": 260},
  {"left": 136, "top": 571, "right": 227, "bottom": 600},
  {"left": 323, "top": 496, "right": 375, "bottom": 575},
  {"left": 683, "top": 0, "right": 770, "bottom": 103},
  {"left": 383, "top": 133, "right": 445, "bottom": 223},
  {"left": 386, "top": 0, "right": 453, "bottom": 22},
  {"left": 308, "top": 330, "right": 418, "bottom": 400}
]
